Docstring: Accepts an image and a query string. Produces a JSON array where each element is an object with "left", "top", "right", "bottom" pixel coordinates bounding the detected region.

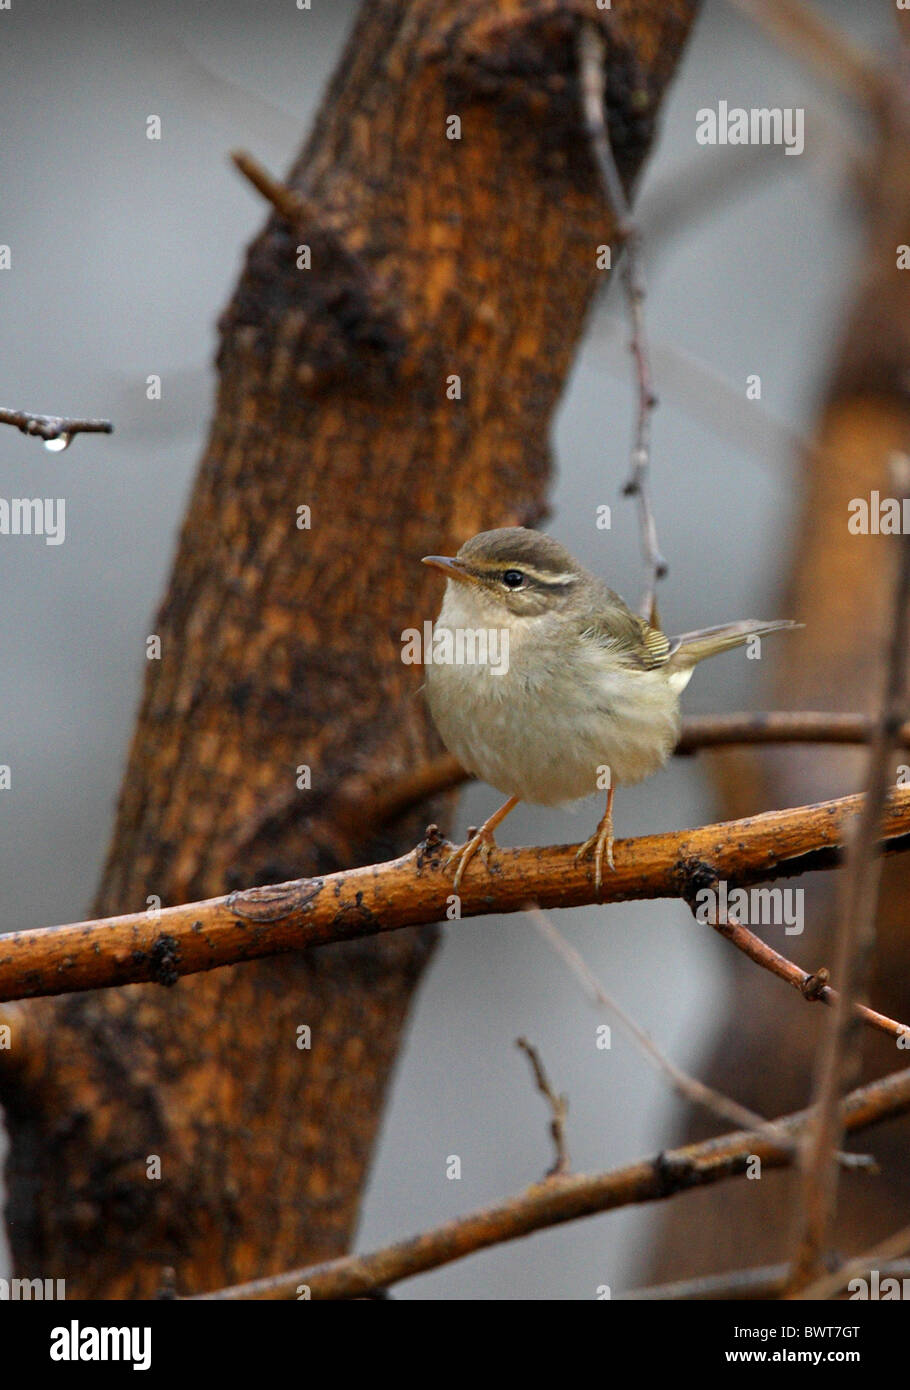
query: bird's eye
[{"left": 502, "top": 570, "right": 525, "bottom": 589}]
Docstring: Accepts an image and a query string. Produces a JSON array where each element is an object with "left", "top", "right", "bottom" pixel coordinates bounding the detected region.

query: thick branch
[{"left": 2, "top": 788, "right": 910, "bottom": 1006}]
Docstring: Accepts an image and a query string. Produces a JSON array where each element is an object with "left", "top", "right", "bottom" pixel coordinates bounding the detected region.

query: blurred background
[{"left": 0, "top": 0, "right": 892, "bottom": 1296}]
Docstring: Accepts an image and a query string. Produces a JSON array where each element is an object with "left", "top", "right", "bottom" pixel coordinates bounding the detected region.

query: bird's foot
[
  {"left": 445, "top": 825, "right": 499, "bottom": 894},
  {"left": 575, "top": 818, "right": 615, "bottom": 895}
]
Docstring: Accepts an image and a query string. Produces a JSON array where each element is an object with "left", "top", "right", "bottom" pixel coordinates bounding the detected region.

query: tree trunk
[{"left": 0, "top": 0, "right": 698, "bottom": 1297}]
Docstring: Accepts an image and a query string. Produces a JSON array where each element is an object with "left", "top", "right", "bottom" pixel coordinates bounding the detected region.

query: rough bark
[
  {"left": 6, "top": 786, "right": 910, "bottom": 1005},
  {"left": 0, "top": 0, "right": 698, "bottom": 1296},
  {"left": 648, "top": 74, "right": 910, "bottom": 1283}
]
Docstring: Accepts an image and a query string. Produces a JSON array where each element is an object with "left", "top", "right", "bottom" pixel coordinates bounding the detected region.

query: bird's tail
[{"left": 667, "top": 619, "right": 801, "bottom": 673}]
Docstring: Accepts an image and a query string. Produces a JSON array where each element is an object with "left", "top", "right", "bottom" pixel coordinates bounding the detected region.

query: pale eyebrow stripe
[
  {"left": 528, "top": 571, "right": 577, "bottom": 587},
  {"left": 464, "top": 564, "right": 578, "bottom": 586}
]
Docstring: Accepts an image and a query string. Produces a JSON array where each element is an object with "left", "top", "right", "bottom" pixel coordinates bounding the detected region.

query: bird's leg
[
  {"left": 575, "top": 784, "right": 616, "bottom": 893},
  {"left": 445, "top": 795, "right": 520, "bottom": 894}
]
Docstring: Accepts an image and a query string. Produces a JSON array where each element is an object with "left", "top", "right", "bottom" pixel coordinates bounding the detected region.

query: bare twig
[
  {"left": 0, "top": 407, "right": 113, "bottom": 447},
  {"left": 577, "top": 20, "right": 666, "bottom": 626},
  {"left": 789, "top": 456, "right": 910, "bottom": 1291},
  {"left": 673, "top": 711, "right": 910, "bottom": 754},
  {"left": 230, "top": 148, "right": 318, "bottom": 225},
  {"left": 529, "top": 908, "right": 876, "bottom": 1167},
  {"left": 516, "top": 1037, "right": 569, "bottom": 1177},
  {"left": 692, "top": 890, "right": 908, "bottom": 1044},
  {"left": 595, "top": 311, "right": 822, "bottom": 472},
  {"left": 189, "top": 1063, "right": 910, "bottom": 1299},
  {"left": 3, "top": 787, "right": 910, "bottom": 1007}
]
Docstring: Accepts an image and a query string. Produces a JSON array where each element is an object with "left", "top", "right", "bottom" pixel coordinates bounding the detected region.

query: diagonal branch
[
  {"left": 3, "top": 788, "right": 910, "bottom": 1007},
  {"left": 530, "top": 907, "right": 877, "bottom": 1166},
  {"left": 790, "top": 1221, "right": 910, "bottom": 1302},
  {"left": 190, "top": 1062, "right": 910, "bottom": 1300},
  {"left": 689, "top": 890, "right": 908, "bottom": 1043}
]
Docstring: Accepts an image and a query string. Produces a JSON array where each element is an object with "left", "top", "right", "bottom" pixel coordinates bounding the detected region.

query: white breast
[{"left": 424, "top": 592, "right": 682, "bottom": 806}]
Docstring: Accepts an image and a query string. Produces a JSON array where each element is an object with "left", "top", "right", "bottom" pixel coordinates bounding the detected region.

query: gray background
[{"left": 0, "top": 0, "right": 889, "bottom": 1297}]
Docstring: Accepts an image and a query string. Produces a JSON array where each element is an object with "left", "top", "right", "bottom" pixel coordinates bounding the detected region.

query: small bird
[{"left": 422, "top": 527, "right": 799, "bottom": 893}]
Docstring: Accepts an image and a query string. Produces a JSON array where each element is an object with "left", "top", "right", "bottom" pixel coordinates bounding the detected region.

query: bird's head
[{"left": 422, "top": 527, "right": 588, "bottom": 621}]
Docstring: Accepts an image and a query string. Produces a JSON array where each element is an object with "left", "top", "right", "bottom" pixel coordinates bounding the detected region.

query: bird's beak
[{"left": 421, "top": 555, "right": 478, "bottom": 586}]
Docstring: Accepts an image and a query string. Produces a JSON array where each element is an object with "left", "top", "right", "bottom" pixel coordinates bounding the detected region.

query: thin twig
[
  {"left": 673, "top": 711, "right": 910, "bottom": 754},
  {"left": 595, "top": 310, "right": 823, "bottom": 473},
  {"left": 576, "top": 20, "right": 666, "bottom": 626},
  {"left": 789, "top": 455, "right": 910, "bottom": 1291},
  {"left": 516, "top": 1037, "right": 570, "bottom": 1177},
  {"left": 693, "top": 891, "right": 908, "bottom": 1044},
  {"left": 529, "top": 908, "right": 874, "bottom": 1169},
  {"left": 230, "top": 148, "right": 318, "bottom": 225},
  {"left": 188, "top": 1063, "right": 910, "bottom": 1300},
  {"left": 0, "top": 407, "right": 113, "bottom": 446}
]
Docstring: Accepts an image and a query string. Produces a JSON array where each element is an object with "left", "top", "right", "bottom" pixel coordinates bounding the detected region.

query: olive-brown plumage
[{"left": 423, "top": 527, "right": 799, "bottom": 892}]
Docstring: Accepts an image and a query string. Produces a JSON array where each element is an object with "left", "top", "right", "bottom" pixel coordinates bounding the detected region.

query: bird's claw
[
  {"left": 445, "top": 828, "right": 499, "bottom": 894},
  {"left": 575, "top": 824, "right": 615, "bottom": 895}
]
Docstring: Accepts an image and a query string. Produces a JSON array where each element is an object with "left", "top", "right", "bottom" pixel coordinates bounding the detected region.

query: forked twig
[{"left": 516, "top": 1037, "right": 570, "bottom": 1177}]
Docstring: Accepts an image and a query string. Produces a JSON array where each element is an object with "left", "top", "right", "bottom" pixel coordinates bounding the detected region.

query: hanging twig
[{"left": 577, "top": 20, "right": 666, "bottom": 627}]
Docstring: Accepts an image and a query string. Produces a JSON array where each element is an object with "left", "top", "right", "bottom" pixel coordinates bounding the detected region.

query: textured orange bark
[{"left": 2, "top": 788, "right": 910, "bottom": 1007}]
